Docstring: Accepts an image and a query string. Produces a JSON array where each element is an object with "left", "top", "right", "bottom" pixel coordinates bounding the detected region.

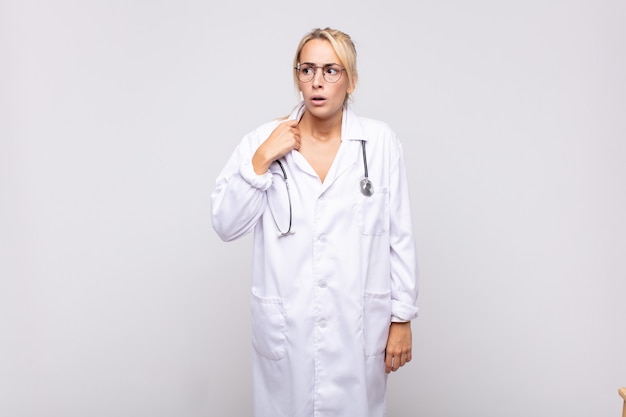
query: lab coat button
[
  {"left": 318, "top": 234, "right": 327, "bottom": 242},
  {"left": 319, "top": 320, "right": 327, "bottom": 329},
  {"left": 319, "top": 280, "right": 327, "bottom": 288}
]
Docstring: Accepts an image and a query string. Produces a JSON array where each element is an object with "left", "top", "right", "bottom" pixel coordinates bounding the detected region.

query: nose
[{"left": 311, "top": 67, "right": 324, "bottom": 87}]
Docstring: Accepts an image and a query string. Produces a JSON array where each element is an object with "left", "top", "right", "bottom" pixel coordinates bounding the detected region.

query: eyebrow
[{"left": 299, "top": 62, "right": 340, "bottom": 67}]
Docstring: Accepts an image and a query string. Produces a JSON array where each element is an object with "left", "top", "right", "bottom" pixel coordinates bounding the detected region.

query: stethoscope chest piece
[{"left": 360, "top": 178, "right": 374, "bottom": 197}]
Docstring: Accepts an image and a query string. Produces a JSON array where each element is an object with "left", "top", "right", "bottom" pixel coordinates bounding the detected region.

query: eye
[
  {"left": 300, "top": 66, "right": 314, "bottom": 75},
  {"left": 325, "top": 66, "right": 340, "bottom": 75}
]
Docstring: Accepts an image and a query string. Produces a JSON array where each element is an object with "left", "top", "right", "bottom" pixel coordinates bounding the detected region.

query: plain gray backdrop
[{"left": 1, "top": 0, "right": 625, "bottom": 416}]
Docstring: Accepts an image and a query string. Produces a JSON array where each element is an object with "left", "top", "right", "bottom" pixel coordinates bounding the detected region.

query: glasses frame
[{"left": 294, "top": 63, "right": 346, "bottom": 83}]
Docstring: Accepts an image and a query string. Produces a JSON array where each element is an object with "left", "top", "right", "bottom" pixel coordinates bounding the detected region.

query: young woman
[{"left": 211, "top": 27, "right": 419, "bottom": 417}]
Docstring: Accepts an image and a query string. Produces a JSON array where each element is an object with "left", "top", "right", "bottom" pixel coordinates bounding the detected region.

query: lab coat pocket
[
  {"left": 356, "top": 187, "right": 390, "bottom": 236},
  {"left": 363, "top": 290, "right": 392, "bottom": 356},
  {"left": 251, "top": 291, "right": 286, "bottom": 360}
]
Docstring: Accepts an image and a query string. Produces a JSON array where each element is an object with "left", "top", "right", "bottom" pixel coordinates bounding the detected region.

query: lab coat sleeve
[
  {"left": 211, "top": 130, "right": 273, "bottom": 242},
  {"left": 388, "top": 139, "right": 420, "bottom": 322}
]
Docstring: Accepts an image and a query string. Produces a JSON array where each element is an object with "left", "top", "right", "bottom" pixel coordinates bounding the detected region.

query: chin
[{"left": 306, "top": 102, "right": 343, "bottom": 119}]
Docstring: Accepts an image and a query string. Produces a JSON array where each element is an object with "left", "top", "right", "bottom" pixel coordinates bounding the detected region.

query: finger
[
  {"left": 392, "top": 353, "right": 411, "bottom": 371},
  {"left": 397, "top": 355, "right": 405, "bottom": 368},
  {"left": 400, "top": 354, "right": 408, "bottom": 367},
  {"left": 391, "top": 355, "right": 400, "bottom": 372},
  {"left": 284, "top": 121, "right": 299, "bottom": 134},
  {"left": 385, "top": 352, "right": 393, "bottom": 374},
  {"left": 292, "top": 130, "right": 301, "bottom": 150}
]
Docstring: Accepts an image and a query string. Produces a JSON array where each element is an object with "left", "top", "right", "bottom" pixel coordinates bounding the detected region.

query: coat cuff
[
  {"left": 391, "top": 300, "right": 419, "bottom": 322},
  {"left": 239, "top": 160, "right": 273, "bottom": 191}
]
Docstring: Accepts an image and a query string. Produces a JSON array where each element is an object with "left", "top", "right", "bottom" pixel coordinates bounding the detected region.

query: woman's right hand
[{"left": 252, "top": 120, "right": 300, "bottom": 174}]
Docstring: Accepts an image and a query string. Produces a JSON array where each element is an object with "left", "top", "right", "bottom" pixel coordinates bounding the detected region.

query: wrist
[{"left": 251, "top": 149, "right": 272, "bottom": 175}]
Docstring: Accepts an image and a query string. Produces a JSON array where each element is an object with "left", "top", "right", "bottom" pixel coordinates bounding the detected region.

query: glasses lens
[
  {"left": 323, "top": 65, "right": 342, "bottom": 82},
  {"left": 297, "top": 65, "right": 314, "bottom": 82}
]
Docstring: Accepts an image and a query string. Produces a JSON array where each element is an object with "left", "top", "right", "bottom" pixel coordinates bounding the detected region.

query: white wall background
[{"left": 1, "top": 0, "right": 625, "bottom": 416}]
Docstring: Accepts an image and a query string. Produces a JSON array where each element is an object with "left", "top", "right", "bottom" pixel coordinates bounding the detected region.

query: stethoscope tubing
[
  {"left": 272, "top": 159, "right": 294, "bottom": 237},
  {"left": 359, "top": 140, "right": 374, "bottom": 197},
  {"left": 269, "top": 139, "right": 372, "bottom": 237}
]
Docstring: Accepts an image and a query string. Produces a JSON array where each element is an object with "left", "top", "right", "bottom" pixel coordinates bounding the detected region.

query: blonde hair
[{"left": 292, "top": 28, "right": 358, "bottom": 104}]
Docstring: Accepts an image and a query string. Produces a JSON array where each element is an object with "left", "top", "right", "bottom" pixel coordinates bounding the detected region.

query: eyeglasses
[{"left": 294, "top": 64, "right": 345, "bottom": 83}]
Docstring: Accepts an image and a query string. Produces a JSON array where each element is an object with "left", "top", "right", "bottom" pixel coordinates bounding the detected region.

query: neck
[{"left": 299, "top": 110, "right": 343, "bottom": 143}]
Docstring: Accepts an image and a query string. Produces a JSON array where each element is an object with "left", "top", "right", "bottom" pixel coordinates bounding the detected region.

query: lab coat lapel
[
  {"left": 320, "top": 105, "right": 367, "bottom": 193},
  {"left": 287, "top": 102, "right": 318, "bottom": 177}
]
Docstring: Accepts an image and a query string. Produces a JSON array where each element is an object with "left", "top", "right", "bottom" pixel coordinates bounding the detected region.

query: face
[{"left": 297, "top": 39, "right": 351, "bottom": 122}]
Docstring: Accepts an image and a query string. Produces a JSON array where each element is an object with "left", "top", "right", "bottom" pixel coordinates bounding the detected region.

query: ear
[{"left": 347, "top": 76, "right": 357, "bottom": 94}]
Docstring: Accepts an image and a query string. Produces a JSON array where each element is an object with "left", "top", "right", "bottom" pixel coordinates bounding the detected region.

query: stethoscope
[{"left": 269, "top": 139, "right": 373, "bottom": 237}]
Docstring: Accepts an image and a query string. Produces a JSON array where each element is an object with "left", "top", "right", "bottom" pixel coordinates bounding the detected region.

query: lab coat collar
[
  {"left": 287, "top": 101, "right": 366, "bottom": 191},
  {"left": 287, "top": 101, "right": 367, "bottom": 143}
]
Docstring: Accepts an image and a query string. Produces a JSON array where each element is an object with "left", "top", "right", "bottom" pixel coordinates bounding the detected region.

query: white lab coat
[{"left": 211, "top": 102, "right": 419, "bottom": 417}]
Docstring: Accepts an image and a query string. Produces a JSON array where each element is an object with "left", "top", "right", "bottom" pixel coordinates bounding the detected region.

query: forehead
[{"left": 299, "top": 39, "right": 340, "bottom": 64}]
